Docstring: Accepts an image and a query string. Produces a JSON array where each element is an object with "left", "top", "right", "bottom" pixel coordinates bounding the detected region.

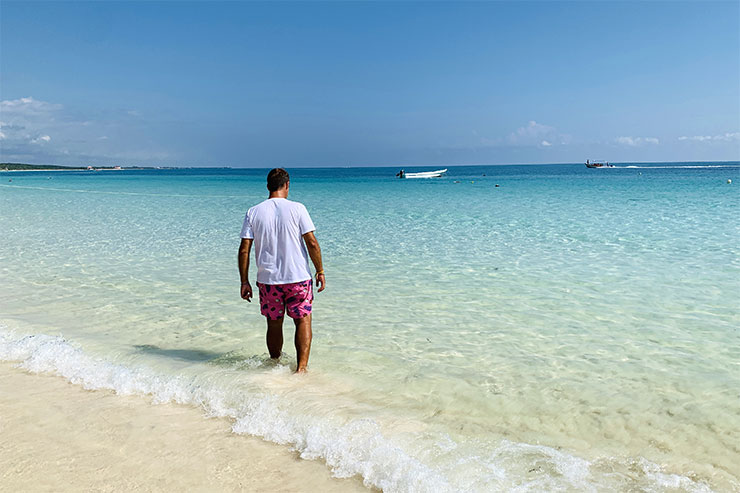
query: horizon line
[{"left": 2, "top": 159, "right": 739, "bottom": 170}]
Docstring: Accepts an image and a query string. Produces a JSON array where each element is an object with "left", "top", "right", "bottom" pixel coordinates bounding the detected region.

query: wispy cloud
[
  {"left": 678, "top": 132, "right": 740, "bottom": 142},
  {"left": 615, "top": 136, "right": 659, "bottom": 147},
  {"left": 30, "top": 135, "right": 52, "bottom": 144},
  {"left": 508, "top": 121, "right": 554, "bottom": 144},
  {"left": 0, "top": 96, "right": 174, "bottom": 165},
  {"left": 479, "top": 121, "right": 569, "bottom": 148},
  {"left": 0, "top": 96, "right": 62, "bottom": 115},
  {"left": 1, "top": 97, "right": 62, "bottom": 146}
]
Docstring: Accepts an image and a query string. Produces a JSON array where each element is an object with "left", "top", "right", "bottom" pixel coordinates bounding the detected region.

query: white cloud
[
  {"left": 508, "top": 120, "right": 554, "bottom": 145},
  {"left": 1, "top": 96, "right": 62, "bottom": 115},
  {"left": 678, "top": 132, "right": 740, "bottom": 142},
  {"left": 615, "top": 136, "right": 660, "bottom": 147},
  {"left": 615, "top": 137, "right": 636, "bottom": 146},
  {"left": 0, "top": 97, "right": 61, "bottom": 147},
  {"left": 30, "top": 135, "right": 51, "bottom": 144},
  {"left": 478, "top": 120, "right": 570, "bottom": 148},
  {"left": 716, "top": 132, "right": 739, "bottom": 141},
  {"left": 0, "top": 96, "right": 176, "bottom": 165}
]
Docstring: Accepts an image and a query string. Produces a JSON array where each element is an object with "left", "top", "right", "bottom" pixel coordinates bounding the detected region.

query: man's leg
[
  {"left": 293, "top": 314, "right": 312, "bottom": 373},
  {"left": 266, "top": 316, "right": 284, "bottom": 359}
]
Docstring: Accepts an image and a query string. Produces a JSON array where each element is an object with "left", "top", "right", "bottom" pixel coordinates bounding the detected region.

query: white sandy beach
[{"left": 0, "top": 363, "right": 368, "bottom": 492}]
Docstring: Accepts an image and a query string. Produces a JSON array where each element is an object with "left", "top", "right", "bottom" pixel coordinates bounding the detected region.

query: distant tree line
[
  {"left": 0, "top": 163, "right": 155, "bottom": 170},
  {"left": 1, "top": 163, "right": 86, "bottom": 170}
]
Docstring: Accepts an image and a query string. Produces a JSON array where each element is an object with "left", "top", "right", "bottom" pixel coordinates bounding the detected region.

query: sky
[{"left": 1, "top": 1, "right": 738, "bottom": 167}]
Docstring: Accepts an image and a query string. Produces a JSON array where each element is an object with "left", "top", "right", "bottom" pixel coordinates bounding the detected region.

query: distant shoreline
[
  {"left": 2, "top": 161, "right": 737, "bottom": 172},
  {"left": 0, "top": 168, "right": 156, "bottom": 173},
  {"left": 0, "top": 163, "right": 169, "bottom": 172}
]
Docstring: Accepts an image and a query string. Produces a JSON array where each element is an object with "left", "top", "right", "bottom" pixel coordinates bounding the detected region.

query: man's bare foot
[{"left": 295, "top": 367, "right": 307, "bottom": 374}]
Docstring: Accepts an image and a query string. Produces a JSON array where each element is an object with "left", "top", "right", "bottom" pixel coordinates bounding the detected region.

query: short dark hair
[{"left": 267, "top": 168, "right": 290, "bottom": 192}]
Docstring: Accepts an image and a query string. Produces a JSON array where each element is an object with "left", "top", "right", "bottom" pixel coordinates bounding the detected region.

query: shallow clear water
[{"left": 1, "top": 163, "right": 739, "bottom": 491}]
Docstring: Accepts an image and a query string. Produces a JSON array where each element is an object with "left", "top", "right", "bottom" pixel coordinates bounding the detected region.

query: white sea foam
[
  {"left": 0, "top": 327, "right": 449, "bottom": 492},
  {"left": 0, "top": 326, "right": 717, "bottom": 492},
  {"left": 620, "top": 165, "right": 739, "bottom": 169}
]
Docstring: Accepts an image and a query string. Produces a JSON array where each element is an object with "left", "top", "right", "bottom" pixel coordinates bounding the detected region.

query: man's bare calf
[{"left": 265, "top": 314, "right": 313, "bottom": 373}]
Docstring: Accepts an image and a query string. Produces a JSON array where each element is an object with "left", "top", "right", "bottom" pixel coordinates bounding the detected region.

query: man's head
[{"left": 267, "top": 168, "right": 290, "bottom": 193}]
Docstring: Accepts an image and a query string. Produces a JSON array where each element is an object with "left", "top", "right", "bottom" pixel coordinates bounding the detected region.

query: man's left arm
[
  {"left": 302, "top": 231, "right": 325, "bottom": 292},
  {"left": 298, "top": 204, "right": 324, "bottom": 292},
  {"left": 238, "top": 238, "right": 253, "bottom": 301}
]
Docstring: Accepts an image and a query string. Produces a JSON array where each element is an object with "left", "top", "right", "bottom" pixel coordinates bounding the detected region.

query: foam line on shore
[
  {"left": 0, "top": 327, "right": 449, "bottom": 492},
  {"left": 0, "top": 326, "right": 716, "bottom": 492}
]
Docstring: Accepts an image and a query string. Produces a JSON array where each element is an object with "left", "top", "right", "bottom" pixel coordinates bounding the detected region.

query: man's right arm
[
  {"left": 302, "top": 231, "right": 325, "bottom": 292},
  {"left": 238, "top": 238, "right": 253, "bottom": 301}
]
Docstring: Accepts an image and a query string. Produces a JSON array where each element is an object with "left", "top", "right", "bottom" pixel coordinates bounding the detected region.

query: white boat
[
  {"left": 585, "top": 160, "right": 613, "bottom": 168},
  {"left": 397, "top": 169, "right": 447, "bottom": 179}
]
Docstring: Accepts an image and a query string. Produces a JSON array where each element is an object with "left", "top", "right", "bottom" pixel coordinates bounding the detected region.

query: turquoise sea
[{"left": 1, "top": 163, "right": 739, "bottom": 492}]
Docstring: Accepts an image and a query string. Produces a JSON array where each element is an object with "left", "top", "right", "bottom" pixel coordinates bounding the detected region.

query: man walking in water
[{"left": 238, "top": 168, "right": 325, "bottom": 373}]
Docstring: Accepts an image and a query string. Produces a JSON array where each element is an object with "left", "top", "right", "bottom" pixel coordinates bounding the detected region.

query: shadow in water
[
  {"left": 134, "top": 344, "right": 224, "bottom": 362},
  {"left": 133, "top": 344, "right": 289, "bottom": 370}
]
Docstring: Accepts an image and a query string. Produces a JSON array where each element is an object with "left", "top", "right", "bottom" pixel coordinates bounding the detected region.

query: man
[{"left": 238, "top": 168, "right": 325, "bottom": 373}]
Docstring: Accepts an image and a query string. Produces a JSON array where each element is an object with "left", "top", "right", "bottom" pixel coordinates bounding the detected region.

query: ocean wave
[
  {"left": 0, "top": 327, "right": 449, "bottom": 492},
  {"left": 620, "top": 165, "right": 739, "bottom": 169},
  {"left": 0, "top": 326, "right": 718, "bottom": 492}
]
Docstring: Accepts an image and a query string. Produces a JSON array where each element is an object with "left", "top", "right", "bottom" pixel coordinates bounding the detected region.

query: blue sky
[{"left": 1, "top": 1, "right": 738, "bottom": 167}]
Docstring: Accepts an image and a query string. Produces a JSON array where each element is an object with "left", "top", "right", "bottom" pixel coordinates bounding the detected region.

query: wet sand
[{"left": 0, "top": 363, "right": 368, "bottom": 492}]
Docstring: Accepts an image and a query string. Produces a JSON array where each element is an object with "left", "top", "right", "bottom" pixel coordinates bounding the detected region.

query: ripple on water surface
[{"left": 1, "top": 164, "right": 738, "bottom": 491}]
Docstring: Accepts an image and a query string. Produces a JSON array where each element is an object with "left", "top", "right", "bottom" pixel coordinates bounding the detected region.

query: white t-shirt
[{"left": 240, "top": 198, "right": 316, "bottom": 285}]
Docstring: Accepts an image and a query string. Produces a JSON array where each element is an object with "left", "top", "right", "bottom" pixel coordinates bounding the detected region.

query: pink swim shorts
[{"left": 256, "top": 279, "right": 313, "bottom": 320}]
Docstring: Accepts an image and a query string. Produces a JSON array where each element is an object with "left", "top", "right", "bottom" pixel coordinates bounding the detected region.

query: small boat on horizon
[
  {"left": 585, "top": 160, "right": 614, "bottom": 168},
  {"left": 396, "top": 169, "right": 448, "bottom": 179}
]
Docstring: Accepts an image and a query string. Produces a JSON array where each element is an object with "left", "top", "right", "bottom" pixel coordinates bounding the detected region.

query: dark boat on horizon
[{"left": 585, "top": 160, "right": 614, "bottom": 168}]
